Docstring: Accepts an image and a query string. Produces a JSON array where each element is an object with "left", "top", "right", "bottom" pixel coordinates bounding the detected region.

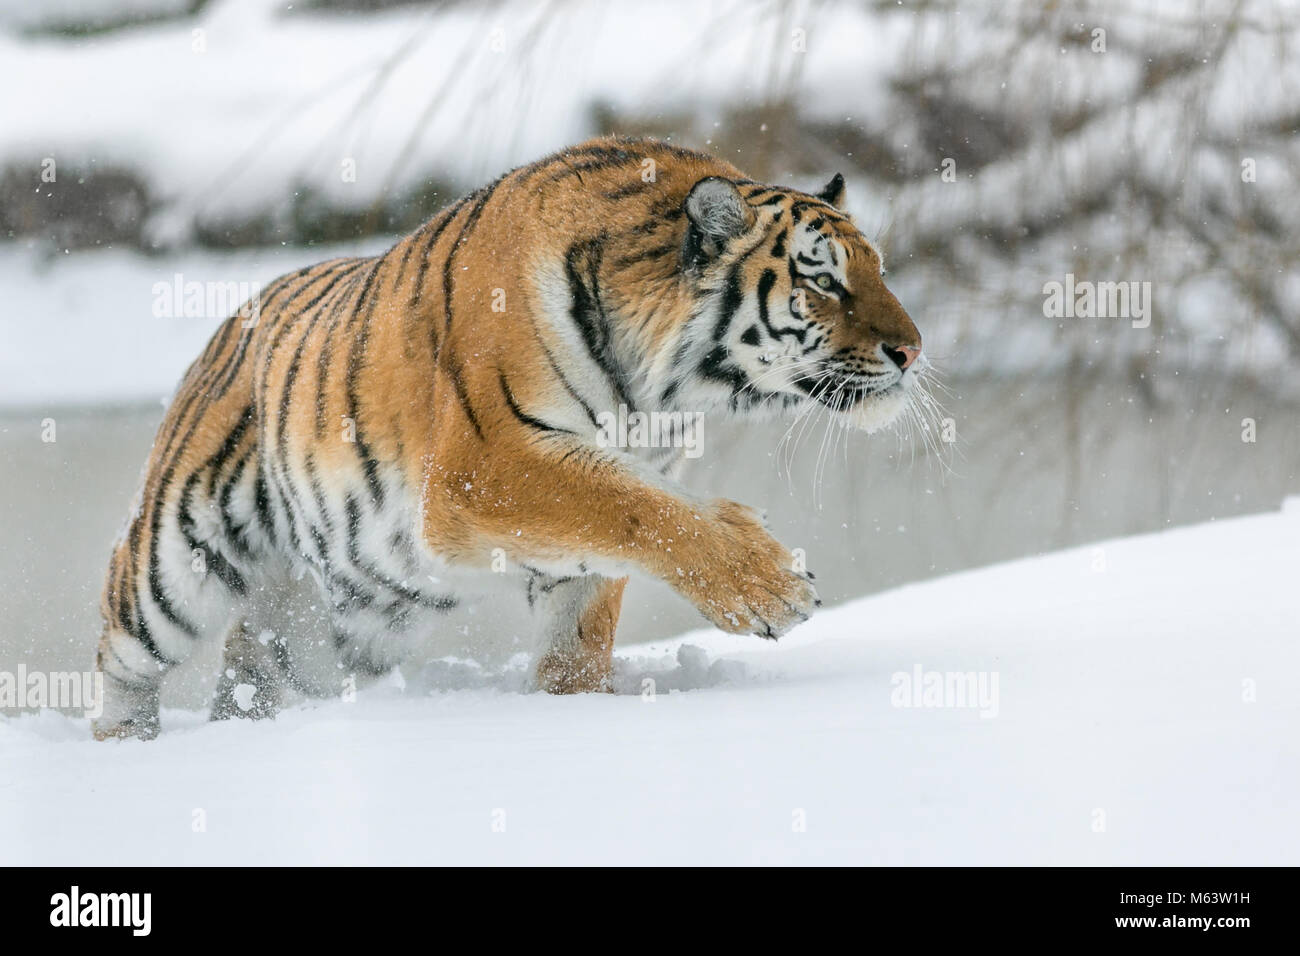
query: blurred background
[{"left": 2, "top": 0, "right": 1298, "bottom": 707}]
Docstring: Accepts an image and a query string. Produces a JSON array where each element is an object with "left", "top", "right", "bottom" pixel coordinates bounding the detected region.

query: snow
[
  {"left": 0, "top": 242, "right": 386, "bottom": 407},
  {"left": 0, "top": 0, "right": 909, "bottom": 231},
  {"left": 3, "top": 504, "right": 1297, "bottom": 865}
]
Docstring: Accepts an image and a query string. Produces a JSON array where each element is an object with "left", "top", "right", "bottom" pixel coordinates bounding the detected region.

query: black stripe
[
  {"left": 101, "top": 646, "right": 154, "bottom": 687},
  {"left": 515, "top": 143, "right": 648, "bottom": 188},
  {"left": 624, "top": 216, "right": 671, "bottom": 239},
  {"left": 310, "top": 528, "right": 333, "bottom": 570},
  {"left": 275, "top": 484, "right": 302, "bottom": 556},
  {"left": 177, "top": 472, "right": 247, "bottom": 596},
  {"left": 328, "top": 573, "right": 377, "bottom": 612},
  {"left": 660, "top": 334, "right": 699, "bottom": 405},
  {"left": 314, "top": 264, "right": 370, "bottom": 437},
  {"left": 303, "top": 454, "right": 337, "bottom": 541},
  {"left": 410, "top": 196, "right": 471, "bottom": 313},
  {"left": 207, "top": 404, "right": 254, "bottom": 482},
  {"left": 700, "top": 343, "right": 749, "bottom": 392},
  {"left": 150, "top": 345, "right": 233, "bottom": 483},
  {"left": 755, "top": 267, "right": 805, "bottom": 345},
  {"left": 648, "top": 196, "right": 686, "bottom": 218},
  {"left": 564, "top": 237, "right": 636, "bottom": 411},
  {"left": 275, "top": 266, "right": 367, "bottom": 466},
  {"left": 603, "top": 180, "right": 655, "bottom": 200},
  {"left": 790, "top": 200, "right": 849, "bottom": 225},
  {"left": 116, "top": 547, "right": 137, "bottom": 638},
  {"left": 193, "top": 314, "right": 236, "bottom": 369},
  {"left": 217, "top": 453, "right": 253, "bottom": 558},
  {"left": 267, "top": 450, "right": 315, "bottom": 566},
  {"left": 171, "top": 408, "right": 257, "bottom": 597},
  {"left": 277, "top": 263, "right": 368, "bottom": 462},
  {"left": 711, "top": 264, "right": 744, "bottom": 343},
  {"left": 145, "top": 543, "right": 198, "bottom": 638},
  {"left": 209, "top": 313, "right": 260, "bottom": 399},
  {"left": 698, "top": 262, "right": 757, "bottom": 397},
  {"left": 382, "top": 598, "right": 412, "bottom": 631},
  {"left": 602, "top": 137, "right": 703, "bottom": 162},
  {"left": 441, "top": 178, "right": 504, "bottom": 338},
  {"left": 343, "top": 495, "right": 457, "bottom": 610},
  {"left": 253, "top": 466, "right": 276, "bottom": 546},
  {"left": 343, "top": 261, "right": 390, "bottom": 505},
  {"left": 446, "top": 359, "right": 484, "bottom": 440},
  {"left": 105, "top": 550, "right": 123, "bottom": 623},
  {"left": 131, "top": 612, "right": 179, "bottom": 666},
  {"left": 257, "top": 259, "right": 363, "bottom": 406},
  {"left": 545, "top": 147, "right": 643, "bottom": 182},
  {"left": 499, "top": 370, "right": 575, "bottom": 436},
  {"left": 613, "top": 241, "right": 679, "bottom": 269},
  {"left": 533, "top": 330, "right": 599, "bottom": 427},
  {"left": 391, "top": 233, "right": 418, "bottom": 295},
  {"left": 141, "top": 371, "right": 256, "bottom": 641},
  {"left": 155, "top": 262, "right": 334, "bottom": 470},
  {"left": 192, "top": 317, "right": 244, "bottom": 400}
]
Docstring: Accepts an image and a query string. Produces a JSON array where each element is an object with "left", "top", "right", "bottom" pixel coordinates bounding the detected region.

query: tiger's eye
[{"left": 815, "top": 274, "right": 832, "bottom": 290}]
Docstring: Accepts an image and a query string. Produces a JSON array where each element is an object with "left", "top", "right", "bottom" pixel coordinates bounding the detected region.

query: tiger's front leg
[
  {"left": 529, "top": 573, "right": 627, "bottom": 694},
  {"left": 423, "top": 441, "right": 819, "bottom": 665}
]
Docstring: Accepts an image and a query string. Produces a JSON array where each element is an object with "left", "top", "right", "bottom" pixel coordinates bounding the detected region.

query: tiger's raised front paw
[{"left": 679, "top": 499, "right": 820, "bottom": 639}]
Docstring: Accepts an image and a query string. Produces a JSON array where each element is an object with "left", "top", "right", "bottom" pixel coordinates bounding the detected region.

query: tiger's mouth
[
  {"left": 793, "top": 372, "right": 900, "bottom": 405},
  {"left": 792, "top": 371, "right": 911, "bottom": 433}
]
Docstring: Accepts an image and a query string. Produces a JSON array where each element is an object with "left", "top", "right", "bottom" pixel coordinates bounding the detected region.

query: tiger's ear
[
  {"left": 816, "top": 172, "right": 846, "bottom": 208},
  {"left": 683, "top": 177, "right": 754, "bottom": 265}
]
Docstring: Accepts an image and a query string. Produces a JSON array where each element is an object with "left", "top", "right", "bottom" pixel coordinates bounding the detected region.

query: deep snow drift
[{"left": 2, "top": 504, "right": 1297, "bottom": 865}]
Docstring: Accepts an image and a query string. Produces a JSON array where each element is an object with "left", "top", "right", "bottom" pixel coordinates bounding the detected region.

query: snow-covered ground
[{"left": 3, "top": 503, "right": 1296, "bottom": 865}]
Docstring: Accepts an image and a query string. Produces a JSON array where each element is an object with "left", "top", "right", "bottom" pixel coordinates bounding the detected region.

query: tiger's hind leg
[
  {"left": 209, "top": 622, "right": 289, "bottom": 722},
  {"left": 530, "top": 574, "right": 627, "bottom": 694},
  {"left": 93, "top": 541, "right": 240, "bottom": 740},
  {"left": 93, "top": 630, "right": 165, "bottom": 740},
  {"left": 94, "top": 409, "right": 267, "bottom": 739},
  {"left": 93, "top": 593, "right": 246, "bottom": 740},
  {"left": 94, "top": 571, "right": 251, "bottom": 740}
]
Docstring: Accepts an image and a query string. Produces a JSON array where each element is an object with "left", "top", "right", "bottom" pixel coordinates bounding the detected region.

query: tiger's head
[{"left": 666, "top": 173, "right": 925, "bottom": 434}]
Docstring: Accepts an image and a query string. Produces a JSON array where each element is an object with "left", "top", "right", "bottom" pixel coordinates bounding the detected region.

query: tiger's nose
[{"left": 883, "top": 344, "right": 921, "bottom": 371}]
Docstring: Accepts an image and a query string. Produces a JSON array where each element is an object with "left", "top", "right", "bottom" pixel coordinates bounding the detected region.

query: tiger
[{"left": 92, "top": 136, "right": 925, "bottom": 739}]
